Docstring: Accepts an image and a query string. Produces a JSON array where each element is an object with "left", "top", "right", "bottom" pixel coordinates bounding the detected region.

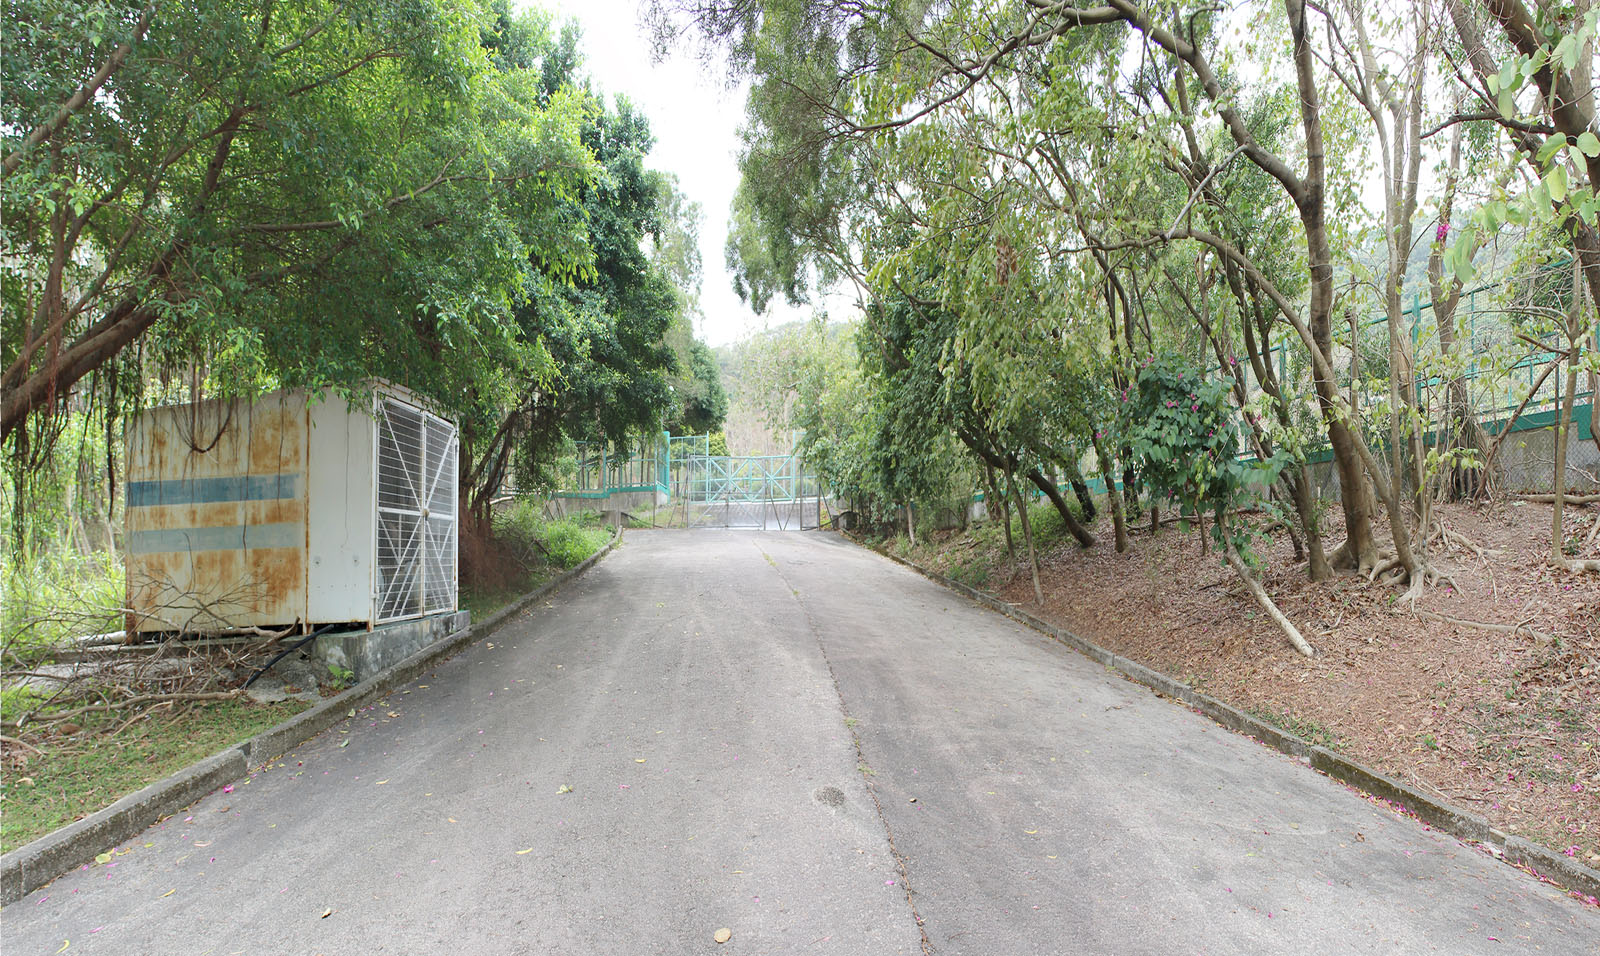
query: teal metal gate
[
  {"left": 552, "top": 434, "right": 831, "bottom": 528},
  {"left": 667, "top": 435, "right": 829, "bottom": 529}
]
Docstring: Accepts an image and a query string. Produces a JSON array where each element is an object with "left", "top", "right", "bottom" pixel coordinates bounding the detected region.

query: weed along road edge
[{"left": 3, "top": 530, "right": 1595, "bottom": 954}]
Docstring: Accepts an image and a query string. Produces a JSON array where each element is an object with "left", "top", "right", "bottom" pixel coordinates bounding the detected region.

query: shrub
[
  {"left": 1, "top": 550, "right": 125, "bottom": 660},
  {"left": 490, "top": 500, "right": 608, "bottom": 570},
  {"left": 541, "top": 518, "right": 610, "bottom": 569}
]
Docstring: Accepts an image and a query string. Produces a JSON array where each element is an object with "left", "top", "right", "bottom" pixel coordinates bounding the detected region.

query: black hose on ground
[{"left": 243, "top": 624, "right": 341, "bottom": 688}]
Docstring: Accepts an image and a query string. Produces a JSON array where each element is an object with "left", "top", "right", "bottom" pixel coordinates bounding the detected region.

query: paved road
[{"left": 3, "top": 531, "right": 1596, "bottom": 954}]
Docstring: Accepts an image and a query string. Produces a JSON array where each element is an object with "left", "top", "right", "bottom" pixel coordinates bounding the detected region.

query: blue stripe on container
[
  {"left": 127, "top": 522, "right": 302, "bottom": 555},
  {"left": 126, "top": 474, "right": 298, "bottom": 507}
]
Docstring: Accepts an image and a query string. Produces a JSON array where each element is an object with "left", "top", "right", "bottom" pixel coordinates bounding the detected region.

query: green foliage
[
  {"left": 1117, "top": 357, "right": 1281, "bottom": 552},
  {"left": 491, "top": 93, "right": 718, "bottom": 502},
  {"left": 540, "top": 518, "right": 612, "bottom": 568},
  {"left": 1, "top": 549, "right": 124, "bottom": 659},
  {"left": 2, "top": 405, "right": 118, "bottom": 561},
  {"left": 492, "top": 500, "right": 609, "bottom": 569},
  {"left": 664, "top": 330, "right": 729, "bottom": 435},
  {"left": 1011, "top": 497, "right": 1082, "bottom": 552},
  {"left": 2, "top": 0, "right": 600, "bottom": 443},
  {"left": 326, "top": 663, "right": 356, "bottom": 691}
]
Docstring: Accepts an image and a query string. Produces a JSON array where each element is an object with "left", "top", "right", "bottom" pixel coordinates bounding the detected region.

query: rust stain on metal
[{"left": 126, "top": 392, "right": 310, "bottom": 633}]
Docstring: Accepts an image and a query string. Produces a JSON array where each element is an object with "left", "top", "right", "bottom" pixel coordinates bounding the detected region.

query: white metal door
[{"left": 375, "top": 398, "right": 458, "bottom": 622}]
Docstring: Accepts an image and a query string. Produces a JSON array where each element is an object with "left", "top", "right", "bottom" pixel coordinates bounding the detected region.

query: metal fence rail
[{"left": 558, "top": 433, "right": 833, "bottom": 529}]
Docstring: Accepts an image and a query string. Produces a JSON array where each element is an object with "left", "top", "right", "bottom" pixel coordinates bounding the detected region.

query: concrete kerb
[
  {"left": 845, "top": 532, "right": 1600, "bottom": 903},
  {"left": 0, "top": 528, "right": 623, "bottom": 907}
]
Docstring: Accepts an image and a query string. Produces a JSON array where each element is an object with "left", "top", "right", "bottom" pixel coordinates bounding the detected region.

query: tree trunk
[
  {"left": 1286, "top": 0, "right": 1379, "bottom": 573},
  {"left": 1070, "top": 476, "right": 1096, "bottom": 522},
  {"left": 985, "top": 464, "right": 1015, "bottom": 559},
  {"left": 1550, "top": 267, "right": 1600, "bottom": 572},
  {"left": 1006, "top": 468, "right": 1045, "bottom": 604},
  {"left": 1325, "top": 305, "right": 1379, "bottom": 571},
  {"left": 1427, "top": 122, "right": 1492, "bottom": 500},
  {"left": 1091, "top": 433, "right": 1129, "bottom": 553},
  {"left": 1025, "top": 469, "right": 1095, "bottom": 547}
]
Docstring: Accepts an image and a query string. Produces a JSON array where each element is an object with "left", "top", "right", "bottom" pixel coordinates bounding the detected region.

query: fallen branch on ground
[
  {"left": 1, "top": 734, "right": 45, "bottom": 756},
  {"left": 1221, "top": 539, "right": 1315, "bottom": 658},
  {"left": 1513, "top": 492, "right": 1600, "bottom": 506}
]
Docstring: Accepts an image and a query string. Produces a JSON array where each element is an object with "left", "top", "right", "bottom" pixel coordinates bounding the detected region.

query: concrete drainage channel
[
  {"left": 848, "top": 533, "right": 1600, "bottom": 904},
  {"left": 0, "top": 529, "right": 623, "bottom": 906}
]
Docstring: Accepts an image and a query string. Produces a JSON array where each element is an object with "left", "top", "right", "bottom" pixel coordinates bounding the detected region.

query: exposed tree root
[
  {"left": 1367, "top": 551, "right": 1403, "bottom": 582},
  {"left": 1427, "top": 523, "right": 1494, "bottom": 558},
  {"left": 1549, "top": 557, "right": 1600, "bottom": 573},
  {"left": 1407, "top": 608, "right": 1555, "bottom": 645},
  {"left": 1399, "top": 562, "right": 1456, "bottom": 606}
]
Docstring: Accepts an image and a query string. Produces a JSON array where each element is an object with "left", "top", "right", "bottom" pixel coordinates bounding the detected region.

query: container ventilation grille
[{"left": 375, "top": 398, "right": 458, "bottom": 622}]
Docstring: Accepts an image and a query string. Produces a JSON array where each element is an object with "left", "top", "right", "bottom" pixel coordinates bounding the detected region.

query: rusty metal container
[{"left": 125, "top": 384, "right": 457, "bottom": 634}]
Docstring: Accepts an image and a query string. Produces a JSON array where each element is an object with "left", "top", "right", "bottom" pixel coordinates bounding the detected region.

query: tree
[
  {"left": 1444, "top": 0, "right": 1599, "bottom": 571},
  {"left": 1119, "top": 355, "right": 1313, "bottom": 655},
  {"left": 2, "top": 0, "right": 597, "bottom": 448},
  {"left": 461, "top": 66, "right": 717, "bottom": 520}
]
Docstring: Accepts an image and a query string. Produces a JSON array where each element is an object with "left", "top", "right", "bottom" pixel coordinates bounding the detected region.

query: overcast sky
[{"left": 534, "top": 0, "right": 839, "bottom": 347}]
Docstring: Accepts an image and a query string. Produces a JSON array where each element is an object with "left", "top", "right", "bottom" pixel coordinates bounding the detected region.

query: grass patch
[
  {"left": 1243, "top": 705, "right": 1342, "bottom": 751},
  {"left": 947, "top": 559, "right": 991, "bottom": 588},
  {"left": 460, "top": 567, "right": 554, "bottom": 622},
  {"left": 1, "top": 697, "right": 310, "bottom": 853}
]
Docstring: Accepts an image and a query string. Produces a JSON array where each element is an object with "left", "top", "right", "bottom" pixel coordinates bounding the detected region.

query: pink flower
[
  {"left": 1436, "top": 221, "right": 1449, "bottom": 243},
  {"left": 1191, "top": 403, "right": 1199, "bottom": 411},
  {"left": 1166, "top": 400, "right": 1176, "bottom": 407}
]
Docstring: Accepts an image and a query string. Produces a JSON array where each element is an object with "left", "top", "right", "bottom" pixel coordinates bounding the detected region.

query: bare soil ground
[{"left": 902, "top": 499, "right": 1600, "bottom": 873}]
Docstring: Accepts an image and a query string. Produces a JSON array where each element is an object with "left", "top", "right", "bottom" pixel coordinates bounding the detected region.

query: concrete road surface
[{"left": 3, "top": 530, "right": 1595, "bottom": 954}]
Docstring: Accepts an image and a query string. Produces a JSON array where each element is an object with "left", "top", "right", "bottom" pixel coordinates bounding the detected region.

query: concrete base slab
[{"left": 309, "top": 610, "right": 470, "bottom": 682}]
